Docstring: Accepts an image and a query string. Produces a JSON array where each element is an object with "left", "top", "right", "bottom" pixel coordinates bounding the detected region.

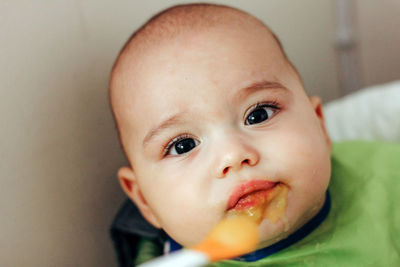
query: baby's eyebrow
[
  {"left": 142, "top": 113, "right": 185, "bottom": 148},
  {"left": 232, "top": 80, "right": 289, "bottom": 104}
]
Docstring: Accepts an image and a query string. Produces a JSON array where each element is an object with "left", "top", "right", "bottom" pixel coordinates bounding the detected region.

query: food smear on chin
[
  {"left": 226, "top": 183, "right": 289, "bottom": 224},
  {"left": 190, "top": 184, "right": 288, "bottom": 261}
]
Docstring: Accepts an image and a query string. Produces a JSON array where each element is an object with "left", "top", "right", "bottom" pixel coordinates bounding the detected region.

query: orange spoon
[
  {"left": 138, "top": 216, "right": 259, "bottom": 266},
  {"left": 192, "top": 216, "right": 259, "bottom": 261}
]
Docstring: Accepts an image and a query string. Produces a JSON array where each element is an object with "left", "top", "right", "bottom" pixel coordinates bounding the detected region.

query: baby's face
[{"left": 114, "top": 24, "right": 331, "bottom": 247}]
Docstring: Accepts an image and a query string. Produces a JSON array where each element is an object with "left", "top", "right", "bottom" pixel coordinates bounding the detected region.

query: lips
[{"left": 227, "top": 180, "right": 278, "bottom": 211}]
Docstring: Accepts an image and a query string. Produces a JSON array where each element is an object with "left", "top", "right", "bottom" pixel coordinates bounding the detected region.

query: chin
[{"left": 256, "top": 217, "right": 291, "bottom": 248}]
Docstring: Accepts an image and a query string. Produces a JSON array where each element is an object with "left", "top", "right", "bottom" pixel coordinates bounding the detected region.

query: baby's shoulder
[
  {"left": 332, "top": 140, "right": 400, "bottom": 171},
  {"left": 330, "top": 140, "right": 400, "bottom": 199}
]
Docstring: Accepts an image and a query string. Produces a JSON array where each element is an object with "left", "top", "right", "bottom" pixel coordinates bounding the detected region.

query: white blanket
[{"left": 324, "top": 80, "right": 400, "bottom": 142}]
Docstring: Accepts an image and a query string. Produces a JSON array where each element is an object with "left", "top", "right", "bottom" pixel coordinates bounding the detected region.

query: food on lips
[{"left": 226, "top": 180, "right": 289, "bottom": 224}]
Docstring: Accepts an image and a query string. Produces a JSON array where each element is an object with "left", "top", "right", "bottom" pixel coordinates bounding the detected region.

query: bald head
[
  {"left": 110, "top": 3, "right": 290, "bottom": 91},
  {"left": 109, "top": 3, "right": 299, "bottom": 159},
  {"left": 111, "top": 4, "right": 281, "bottom": 76}
]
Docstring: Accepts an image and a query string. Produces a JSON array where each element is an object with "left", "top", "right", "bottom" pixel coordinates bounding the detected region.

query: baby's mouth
[
  {"left": 227, "top": 180, "right": 278, "bottom": 211},
  {"left": 226, "top": 180, "right": 289, "bottom": 224}
]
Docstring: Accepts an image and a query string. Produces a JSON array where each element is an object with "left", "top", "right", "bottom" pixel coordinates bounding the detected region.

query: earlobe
[
  {"left": 117, "top": 166, "right": 161, "bottom": 228},
  {"left": 309, "top": 96, "right": 331, "bottom": 149}
]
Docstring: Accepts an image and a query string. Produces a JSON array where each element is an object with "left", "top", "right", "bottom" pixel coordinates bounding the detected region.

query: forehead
[{"left": 113, "top": 23, "right": 294, "bottom": 144}]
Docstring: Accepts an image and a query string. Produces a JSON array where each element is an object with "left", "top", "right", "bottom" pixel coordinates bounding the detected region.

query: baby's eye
[
  {"left": 245, "top": 104, "right": 278, "bottom": 125},
  {"left": 165, "top": 136, "right": 200, "bottom": 156}
]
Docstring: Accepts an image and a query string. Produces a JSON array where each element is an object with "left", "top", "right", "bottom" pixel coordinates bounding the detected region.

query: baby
[{"left": 109, "top": 3, "right": 400, "bottom": 266}]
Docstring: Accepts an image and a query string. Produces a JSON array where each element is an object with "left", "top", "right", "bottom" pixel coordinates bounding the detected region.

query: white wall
[{"left": 0, "top": 0, "right": 398, "bottom": 266}]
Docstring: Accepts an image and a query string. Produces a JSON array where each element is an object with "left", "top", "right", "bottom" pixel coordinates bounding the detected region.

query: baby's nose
[{"left": 214, "top": 136, "right": 259, "bottom": 178}]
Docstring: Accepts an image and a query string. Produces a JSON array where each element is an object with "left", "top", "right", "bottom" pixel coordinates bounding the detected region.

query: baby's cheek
[
  {"left": 160, "top": 206, "right": 220, "bottom": 247},
  {"left": 150, "top": 187, "right": 219, "bottom": 247},
  {"left": 271, "top": 131, "right": 329, "bottom": 186}
]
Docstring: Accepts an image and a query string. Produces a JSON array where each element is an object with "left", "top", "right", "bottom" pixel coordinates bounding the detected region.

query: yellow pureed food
[{"left": 226, "top": 183, "right": 289, "bottom": 224}]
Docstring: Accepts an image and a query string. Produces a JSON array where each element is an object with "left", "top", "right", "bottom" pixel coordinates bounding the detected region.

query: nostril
[
  {"left": 242, "top": 159, "right": 250, "bottom": 165},
  {"left": 222, "top": 167, "right": 230, "bottom": 175}
]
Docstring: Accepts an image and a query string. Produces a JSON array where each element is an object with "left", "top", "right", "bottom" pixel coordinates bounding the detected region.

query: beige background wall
[
  {"left": 356, "top": 0, "right": 400, "bottom": 86},
  {"left": 1, "top": 0, "right": 398, "bottom": 266}
]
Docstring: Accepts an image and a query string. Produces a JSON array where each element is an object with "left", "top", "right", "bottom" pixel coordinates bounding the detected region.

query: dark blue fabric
[
  {"left": 110, "top": 199, "right": 166, "bottom": 267},
  {"left": 167, "top": 191, "right": 331, "bottom": 262}
]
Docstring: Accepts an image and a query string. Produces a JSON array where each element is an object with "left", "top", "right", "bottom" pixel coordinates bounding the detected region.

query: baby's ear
[
  {"left": 118, "top": 166, "right": 161, "bottom": 228},
  {"left": 309, "top": 96, "right": 331, "bottom": 148}
]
